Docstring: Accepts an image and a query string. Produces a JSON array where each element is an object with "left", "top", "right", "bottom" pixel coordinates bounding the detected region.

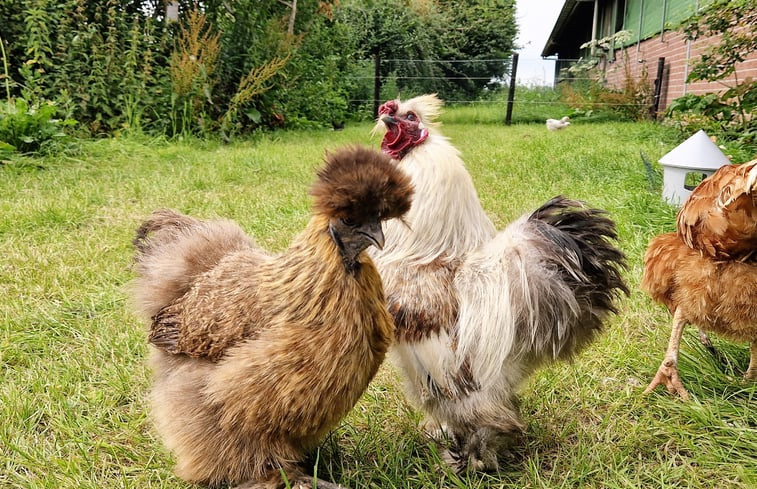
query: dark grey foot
[
  {"left": 234, "top": 477, "right": 348, "bottom": 489},
  {"left": 295, "top": 478, "right": 349, "bottom": 489},
  {"left": 440, "top": 425, "right": 521, "bottom": 473}
]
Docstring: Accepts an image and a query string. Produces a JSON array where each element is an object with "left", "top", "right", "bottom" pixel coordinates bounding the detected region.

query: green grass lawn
[{"left": 1, "top": 116, "right": 755, "bottom": 489}]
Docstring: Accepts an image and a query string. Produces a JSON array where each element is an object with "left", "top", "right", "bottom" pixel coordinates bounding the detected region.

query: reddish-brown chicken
[
  {"left": 130, "top": 146, "right": 413, "bottom": 489},
  {"left": 642, "top": 158, "right": 757, "bottom": 400}
]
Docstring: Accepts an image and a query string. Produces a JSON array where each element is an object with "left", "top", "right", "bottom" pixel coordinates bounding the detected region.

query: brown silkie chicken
[
  {"left": 642, "top": 158, "right": 757, "bottom": 400},
  {"left": 130, "top": 146, "right": 413, "bottom": 489},
  {"left": 371, "top": 94, "right": 629, "bottom": 472}
]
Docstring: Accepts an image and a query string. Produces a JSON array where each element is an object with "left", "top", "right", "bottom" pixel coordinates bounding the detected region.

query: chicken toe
[
  {"left": 234, "top": 477, "right": 347, "bottom": 489},
  {"left": 645, "top": 311, "right": 691, "bottom": 400},
  {"left": 644, "top": 358, "right": 691, "bottom": 400},
  {"left": 233, "top": 479, "right": 279, "bottom": 489}
]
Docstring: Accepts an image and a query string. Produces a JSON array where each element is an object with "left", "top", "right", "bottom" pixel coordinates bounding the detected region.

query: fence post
[
  {"left": 650, "top": 57, "right": 665, "bottom": 120},
  {"left": 505, "top": 53, "right": 518, "bottom": 125},
  {"left": 373, "top": 52, "right": 381, "bottom": 118}
]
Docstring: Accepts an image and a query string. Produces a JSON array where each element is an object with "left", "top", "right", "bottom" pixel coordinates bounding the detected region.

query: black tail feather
[
  {"left": 530, "top": 196, "right": 629, "bottom": 314},
  {"left": 526, "top": 196, "right": 629, "bottom": 358}
]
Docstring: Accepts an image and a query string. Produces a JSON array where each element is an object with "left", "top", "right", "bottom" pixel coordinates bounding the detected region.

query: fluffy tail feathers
[
  {"left": 454, "top": 197, "right": 628, "bottom": 384},
  {"left": 131, "top": 209, "right": 255, "bottom": 320}
]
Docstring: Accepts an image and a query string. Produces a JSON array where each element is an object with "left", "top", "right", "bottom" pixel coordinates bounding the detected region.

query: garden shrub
[{"left": 0, "top": 99, "right": 76, "bottom": 155}]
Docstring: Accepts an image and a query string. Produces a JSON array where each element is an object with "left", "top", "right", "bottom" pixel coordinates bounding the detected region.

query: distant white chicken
[{"left": 546, "top": 116, "right": 570, "bottom": 131}]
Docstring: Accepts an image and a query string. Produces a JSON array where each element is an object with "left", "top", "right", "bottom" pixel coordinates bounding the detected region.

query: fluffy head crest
[
  {"left": 310, "top": 145, "right": 414, "bottom": 222},
  {"left": 378, "top": 93, "right": 443, "bottom": 127}
]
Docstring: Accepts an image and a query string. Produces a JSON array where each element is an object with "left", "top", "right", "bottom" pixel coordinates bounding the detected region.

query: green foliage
[
  {"left": 272, "top": 16, "right": 355, "bottom": 129},
  {"left": 440, "top": 0, "right": 517, "bottom": 94},
  {"left": 664, "top": 91, "right": 756, "bottom": 161},
  {"left": 0, "top": 98, "right": 76, "bottom": 155},
  {"left": 681, "top": 0, "right": 757, "bottom": 83},
  {"left": 167, "top": 8, "right": 222, "bottom": 138},
  {"left": 337, "top": 0, "right": 517, "bottom": 102},
  {"left": 561, "top": 31, "right": 654, "bottom": 123},
  {"left": 5, "top": 0, "right": 175, "bottom": 135},
  {"left": 667, "top": 0, "right": 757, "bottom": 158},
  {"left": 0, "top": 0, "right": 519, "bottom": 136}
]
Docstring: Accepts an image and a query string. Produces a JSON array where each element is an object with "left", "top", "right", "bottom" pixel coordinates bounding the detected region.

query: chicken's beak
[
  {"left": 381, "top": 115, "right": 397, "bottom": 128},
  {"left": 359, "top": 219, "right": 385, "bottom": 250}
]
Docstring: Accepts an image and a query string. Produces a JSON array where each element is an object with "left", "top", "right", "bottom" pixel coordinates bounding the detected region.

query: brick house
[{"left": 541, "top": 0, "right": 757, "bottom": 112}]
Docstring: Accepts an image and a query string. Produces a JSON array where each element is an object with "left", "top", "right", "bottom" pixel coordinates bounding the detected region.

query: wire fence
[{"left": 347, "top": 55, "right": 660, "bottom": 123}]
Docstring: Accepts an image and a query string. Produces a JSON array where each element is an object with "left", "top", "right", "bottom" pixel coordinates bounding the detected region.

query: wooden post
[
  {"left": 288, "top": 0, "right": 297, "bottom": 35},
  {"left": 165, "top": 1, "right": 179, "bottom": 22},
  {"left": 505, "top": 53, "right": 518, "bottom": 125},
  {"left": 373, "top": 52, "right": 381, "bottom": 118},
  {"left": 651, "top": 57, "right": 665, "bottom": 120}
]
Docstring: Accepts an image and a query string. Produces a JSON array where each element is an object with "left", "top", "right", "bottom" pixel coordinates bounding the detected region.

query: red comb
[{"left": 378, "top": 100, "right": 397, "bottom": 116}]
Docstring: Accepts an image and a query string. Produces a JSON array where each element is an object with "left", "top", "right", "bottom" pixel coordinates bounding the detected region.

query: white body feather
[
  {"left": 373, "top": 95, "right": 625, "bottom": 470},
  {"left": 546, "top": 116, "right": 570, "bottom": 131},
  {"left": 374, "top": 131, "right": 548, "bottom": 430},
  {"left": 378, "top": 133, "right": 494, "bottom": 266}
]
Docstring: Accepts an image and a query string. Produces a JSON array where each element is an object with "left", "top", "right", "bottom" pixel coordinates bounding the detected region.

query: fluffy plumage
[
  {"left": 642, "top": 159, "right": 757, "bottom": 399},
  {"left": 310, "top": 145, "right": 413, "bottom": 222},
  {"left": 373, "top": 94, "right": 628, "bottom": 471},
  {"left": 131, "top": 145, "right": 413, "bottom": 488},
  {"left": 546, "top": 116, "right": 570, "bottom": 131}
]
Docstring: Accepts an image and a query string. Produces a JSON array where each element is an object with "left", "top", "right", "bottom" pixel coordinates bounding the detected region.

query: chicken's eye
[
  {"left": 406, "top": 113, "right": 417, "bottom": 121},
  {"left": 341, "top": 217, "right": 357, "bottom": 227}
]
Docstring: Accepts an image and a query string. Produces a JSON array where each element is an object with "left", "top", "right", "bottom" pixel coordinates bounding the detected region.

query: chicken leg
[
  {"left": 747, "top": 342, "right": 757, "bottom": 380},
  {"left": 697, "top": 329, "right": 715, "bottom": 354},
  {"left": 645, "top": 310, "right": 690, "bottom": 400}
]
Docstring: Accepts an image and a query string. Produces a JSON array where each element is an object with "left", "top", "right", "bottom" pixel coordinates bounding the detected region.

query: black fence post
[
  {"left": 651, "top": 57, "right": 665, "bottom": 120},
  {"left": 373, "top": 52, "right": 381, "bottom": 119},
  {"left": 505, "top": 53, "right": 518, "bottom": 125}
]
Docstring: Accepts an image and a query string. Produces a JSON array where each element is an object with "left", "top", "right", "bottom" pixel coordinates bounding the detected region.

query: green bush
[
  {"left": 1, "top": 1, "right": 518, "bottom": 137},
  {"left": 665, "top": 0, "right": 757, "bottom": 159},
  {"left": 0, "top": 99, "right": 76, "bottom": 155}
]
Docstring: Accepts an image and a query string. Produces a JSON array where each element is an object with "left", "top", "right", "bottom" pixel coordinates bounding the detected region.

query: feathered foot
[
  {"left": 234, "top": 477, "right": 348, "bottom": 489},
  {"left": 306, "top": 479, "right": 349, "bottom": 489},
  {"left": 644, "top": 310, "right": 690, "bottom": 400},
  {"left": 697, "top": 329, "right": 730, "bottom": 367},
  {"left": 441, "top": 447, "right": 496, "bottom": 473},
  {"left": 420, "top": 417, "right": 450, "bottom": 442},
  {"left": 441, "top": 426, "right": 520, "bottom": 473}
]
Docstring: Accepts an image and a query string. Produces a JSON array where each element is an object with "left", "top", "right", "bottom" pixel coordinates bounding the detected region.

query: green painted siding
[{"left": 622, "top": 0, "right": 713, "bottom": 44}]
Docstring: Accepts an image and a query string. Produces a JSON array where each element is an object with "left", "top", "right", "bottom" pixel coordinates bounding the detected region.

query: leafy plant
[
  {"left": 337, "top": 0, "right": 517, "bottom": 103},
  {"left": 0, "top": 0, "right": 519, "bottom": 136},
  {"left": 221, "top": 53, "right": 291, "bottom": 137},
  {"left": 0, "top": 98, "right": 76, "bottom": 154},
  {"left": 667, "top": 0, "right": 757, "bottom": 156},
  {"left": 560, "top": 31, "right": 652, "bottom": 122}
]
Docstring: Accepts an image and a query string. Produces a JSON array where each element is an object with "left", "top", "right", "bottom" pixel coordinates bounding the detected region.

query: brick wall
[{"left": 603, "top": 30, "right": 757, "bottom": 112}]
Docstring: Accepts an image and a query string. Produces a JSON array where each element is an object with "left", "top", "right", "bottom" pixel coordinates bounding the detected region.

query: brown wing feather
[
  {"left": 642, "top": 231, "right": 757, "bottom": 342},
  {"left": 149, "top": 250, "right": 269, "bottom": 361},
  {"left": 641, "top": 232, "right": 682, "bottom": 312},
  {"left": 677, "top": 159, "right": 757, "bottom": 260}
]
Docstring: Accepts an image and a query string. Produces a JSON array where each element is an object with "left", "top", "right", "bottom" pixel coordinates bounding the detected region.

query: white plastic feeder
[{"left": 658, "top": 129, "right": 731, "bottom": 206}]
